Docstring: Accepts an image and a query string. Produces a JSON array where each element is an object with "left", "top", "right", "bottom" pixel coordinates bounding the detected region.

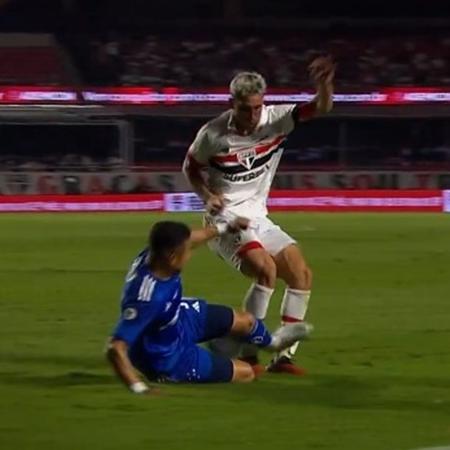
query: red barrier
[
  {"left": 0, "top": 191, "right": 444, "bottom": 213},
  {"left": 268, "top": 190, "right": 443, "bottom": 212},
  {"left": 0, "top": 194, "right": 164, "bottom": 212}
]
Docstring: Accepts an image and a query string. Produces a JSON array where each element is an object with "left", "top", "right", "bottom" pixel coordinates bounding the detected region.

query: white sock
[
  {"left": 278, "top": 288, "right": 311, "bottom": 359},
  {"left": 241, "top": 283, "right": 274, "bottom": 358},
  {"left": 243, "top": 283, "right": 274, "bottom": 320}
]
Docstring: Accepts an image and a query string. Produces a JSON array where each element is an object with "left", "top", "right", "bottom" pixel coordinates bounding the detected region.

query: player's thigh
[
  {"left": 273, "top": 244, "right": 313, "bottom": 289},
  {"left": 240, "top": 247, "right": 277, "bottom": 284},
  {"left": 257, "top": 217, "right": 297, "bottom": 257},
  {"left": 180, "top": 299, "right": 234, "bottom": 343},
  {"left": 170, "top": 345, "right": 234, "bottom": 383},
  {"left": 206, "top": 215, "right": 265, "bottom": 272}
]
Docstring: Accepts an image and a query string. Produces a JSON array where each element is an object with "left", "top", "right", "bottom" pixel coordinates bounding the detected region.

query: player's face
[
  {"left": 232, "top": 94, "right": 264, "bottom": 132},
  {"left": 169, "top": 241, "right": 192, "bottom": 271}
]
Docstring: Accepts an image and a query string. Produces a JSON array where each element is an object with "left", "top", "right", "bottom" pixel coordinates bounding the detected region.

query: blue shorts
[{"left": 136, "top": 299, "right": 234, "bottom": 383}]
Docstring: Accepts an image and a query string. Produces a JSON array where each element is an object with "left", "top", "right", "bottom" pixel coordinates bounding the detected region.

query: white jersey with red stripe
[{"left": 186, "top": 104, "right": 297, "bottom": 218}]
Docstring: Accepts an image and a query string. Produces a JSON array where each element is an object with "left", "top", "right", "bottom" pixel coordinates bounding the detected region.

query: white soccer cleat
[{"left": 267, "top": 322, "right": 314, "bottom": 352}]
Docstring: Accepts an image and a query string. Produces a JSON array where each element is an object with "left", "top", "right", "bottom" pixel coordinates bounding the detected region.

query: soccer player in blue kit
[{"left": 106, "top": 219, "right": 313, "bottom": 394}]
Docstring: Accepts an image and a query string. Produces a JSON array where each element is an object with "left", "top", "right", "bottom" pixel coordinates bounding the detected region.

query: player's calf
[{"left": 231, "top": 359, "right": 255, "bottom": 383}]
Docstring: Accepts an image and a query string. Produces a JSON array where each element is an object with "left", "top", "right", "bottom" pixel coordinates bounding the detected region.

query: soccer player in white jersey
[{"left": 182, "top": 56, "right": 335, "bottom": 375}]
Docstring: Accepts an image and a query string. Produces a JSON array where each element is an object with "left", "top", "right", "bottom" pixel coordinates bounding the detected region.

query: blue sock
[{"left": 245, "top": 319, "right": 272, "bottom": 347}]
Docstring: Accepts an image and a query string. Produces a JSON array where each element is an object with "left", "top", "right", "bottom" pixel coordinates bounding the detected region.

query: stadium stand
[
  {"left": 0, "top": 34, "right": 78, "bottom": 85},
  {"left": 78, "top": 32, "right": 450, "bottom": 88}
]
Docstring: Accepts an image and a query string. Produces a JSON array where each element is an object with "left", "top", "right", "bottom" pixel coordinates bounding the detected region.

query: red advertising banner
[
  {"left": 0, "top": 191, "right": 444, "bottom": 213},
  {"left": 0, "top": 86, "right": 449, "bottom": 105},
  {"left": 0, "top": 194, "right": 164, "bottom": 212},
  {"left": 267, "top": 190, "right": 443, "bottom": 212}
]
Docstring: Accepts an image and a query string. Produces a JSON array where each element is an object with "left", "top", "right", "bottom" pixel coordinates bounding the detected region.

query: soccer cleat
[
  {"left": 267, "top": 322, "right": 313, "bottom": 353},
  {"left": 239, "top": 355, "right": 266, "bottom": 378},
  {"left": 267, "top": 356, "right": 307, "bottom": 376}
]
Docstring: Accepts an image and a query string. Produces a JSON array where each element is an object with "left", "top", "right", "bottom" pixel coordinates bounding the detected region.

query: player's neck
[
  {"left": 235, "top": 122, "right": 256, "bottom": 136},
  {"left": 232, "top": 115, "right": 256, "bottom": 136},
  {"left": 148, "top": 260, "right": 177, "bottom": 280}
]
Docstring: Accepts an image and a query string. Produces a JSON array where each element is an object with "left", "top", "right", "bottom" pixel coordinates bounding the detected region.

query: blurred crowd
[
  {"left": 1, "top": 117, "right": 449, "bottom": 172},
  {"left": 2, "top": 145, "right": 449, "bottom": 172},
  {"left": 84, "top": 32, "right": 450, "bottom": 88},
  {"left": 0, "top": 154, "right": 125, "bottom": 172}
]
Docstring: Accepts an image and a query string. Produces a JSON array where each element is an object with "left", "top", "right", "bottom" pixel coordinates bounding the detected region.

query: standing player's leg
[
  {"left": 206, "top": 222, "right": 277, "bottom": 370},
  {"left": 239, "top": 247, "right": 277, "bottom": 368},
  {"left": 253, "top": 218, "right": 313, "bottom": 375},
  {"left": 268, "top": 244, "right": 313, "bottom": 375}
]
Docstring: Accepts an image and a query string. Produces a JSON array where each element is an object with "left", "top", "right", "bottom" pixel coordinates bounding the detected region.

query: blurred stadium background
[
  {"left": 0, "top": 0, "right": 449, "bottom": 203},
  {"left": 0, "top": 2, "right": 449, "bottom": 450}
]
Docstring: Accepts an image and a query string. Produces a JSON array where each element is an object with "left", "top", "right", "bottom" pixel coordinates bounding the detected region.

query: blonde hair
[{"left": 229, "top": 71, "right": 267, "bottom": 99}]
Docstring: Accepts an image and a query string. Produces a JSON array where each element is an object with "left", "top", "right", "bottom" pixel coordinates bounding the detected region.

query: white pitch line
[{"left": 410, "top": 446, "right": 450, "bottom": 450}]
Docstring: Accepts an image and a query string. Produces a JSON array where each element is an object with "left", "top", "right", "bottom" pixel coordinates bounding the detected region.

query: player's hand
[
  {"left": 227, "top": 217, "right": 250, "bottom": 233},
  {"left": 206, "top": 193, "right": 224, "bottom": 215},
  {"left": 142, "top": 386, "right": 162, "bottom": 396},
  {"left": 308, "top": 55, "right": 336, "bottom": 85}
]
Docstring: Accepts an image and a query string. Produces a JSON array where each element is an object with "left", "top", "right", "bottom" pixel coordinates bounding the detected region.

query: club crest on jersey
[{"left": 237, "top": 149, "right": 256, "bottom": 170}]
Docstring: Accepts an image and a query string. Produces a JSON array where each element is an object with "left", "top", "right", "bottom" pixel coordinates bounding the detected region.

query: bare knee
[
  {"left": 231, "top": 310, "right": 255, "bottom": 335},
  {"left": 231, "top": 360, "right": 256, "bottom": 383},
  {"left": 286, "top": 264, "right": 313, "bottom": 290},
  {"left": 296, "top": 265, "right": 313, "bottom": 290}
]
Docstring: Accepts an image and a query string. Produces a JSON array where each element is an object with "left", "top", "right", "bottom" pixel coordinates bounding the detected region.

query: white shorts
[{"left": 204, "top": 213, "right": 296, "bottom": 270}]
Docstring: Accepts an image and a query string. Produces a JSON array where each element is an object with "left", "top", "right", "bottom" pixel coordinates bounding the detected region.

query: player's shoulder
[
  {"left": 265, "top": 103, "right": 296, "bottom": 120},
  {"left": 123, "top": 260, "right": 180, "bottom": 306},
  {"left": 199, "top": 109, "right": 232, "bottom": 137}
]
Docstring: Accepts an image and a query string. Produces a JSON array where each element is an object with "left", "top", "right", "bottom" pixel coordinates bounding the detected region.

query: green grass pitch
[{"left": 1, "top": 212, "right": 450, "bottom": 450}]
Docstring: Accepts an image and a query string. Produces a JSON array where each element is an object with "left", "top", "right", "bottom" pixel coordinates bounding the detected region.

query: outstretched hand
[{"left": 308, "top": 55, "right": 336, "bottom": 85}]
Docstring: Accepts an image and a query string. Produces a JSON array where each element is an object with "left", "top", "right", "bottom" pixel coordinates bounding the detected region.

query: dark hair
[{"left": 148, "top": 221, "right": 191, "bottom": 261}]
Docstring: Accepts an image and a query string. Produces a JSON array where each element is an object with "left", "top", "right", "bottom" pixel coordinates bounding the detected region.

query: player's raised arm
[
  {"left": 106, "top": 338, "right": 157, "bottom": 395},
  {"left": 297, "top": 55, "right": 335, "bottom": 121},
  {"left": 190, "top": 217, "right": 249, "bottom": 247}
]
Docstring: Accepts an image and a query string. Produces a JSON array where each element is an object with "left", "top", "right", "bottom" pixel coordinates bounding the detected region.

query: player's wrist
[{"left": 129, "top": 381, "right": 149, "bottom": 394}]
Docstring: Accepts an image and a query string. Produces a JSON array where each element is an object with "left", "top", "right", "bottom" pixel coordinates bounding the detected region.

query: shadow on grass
[
  {"left": 179, "top": 372, "right": 450, "bottom": 414},
  {"left": 0, "top": 370, "right": 115, "bottom": 387},
  {"left": 3, "top": 354, "right": 450, "bottom": 416},
  {"left": 2, "top": 352, "right": 104, "bottom": 369}
]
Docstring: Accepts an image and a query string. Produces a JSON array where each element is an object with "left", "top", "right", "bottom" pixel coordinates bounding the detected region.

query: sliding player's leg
[{"left": 165, "top": 306, "right": 312, "bottom": 383}]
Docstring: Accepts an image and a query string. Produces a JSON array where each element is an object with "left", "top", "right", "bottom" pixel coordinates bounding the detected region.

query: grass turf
[{"left": 0, "top": 212, "right": 450, "bottom": 450}]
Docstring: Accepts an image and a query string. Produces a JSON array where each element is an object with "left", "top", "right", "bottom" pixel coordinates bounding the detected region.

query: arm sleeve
[
  {"left": 112, "top": 300, "right": 162, "bottom": 347},
  {"left": 186, "top": 124, "right": 214, "bottom": 166}
]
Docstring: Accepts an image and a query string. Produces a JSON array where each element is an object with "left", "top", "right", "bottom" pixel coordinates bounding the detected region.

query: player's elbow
[
  {"left": 183, "top": 155, "right": 205, "bottom": 182},
  {"left": 317, "top": 100, "right": 333, "bottom": 115}
]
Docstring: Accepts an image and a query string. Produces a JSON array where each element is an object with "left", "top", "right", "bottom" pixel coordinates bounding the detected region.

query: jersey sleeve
[
  {"left": 112, "top": 300, "right": 162, "bottom": 346},
  {"left": 270, "top": 104, "right": 298, "bottom": 135},
  {"left": 186, "top": 124, "right": 214, "bottom": 166}
]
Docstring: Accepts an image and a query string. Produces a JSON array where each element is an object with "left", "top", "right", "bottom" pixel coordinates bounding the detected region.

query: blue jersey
[{"left": 112, "top": 249, "right": 187, "bottom": 373}]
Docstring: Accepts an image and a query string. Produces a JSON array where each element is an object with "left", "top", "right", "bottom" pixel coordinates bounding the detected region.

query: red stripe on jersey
[
  {"left": 237, "top": 241, "right": 264, "bottom": 257},
  {"left": 212, "top": 135, "right": 286, "bottom": 164}
]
